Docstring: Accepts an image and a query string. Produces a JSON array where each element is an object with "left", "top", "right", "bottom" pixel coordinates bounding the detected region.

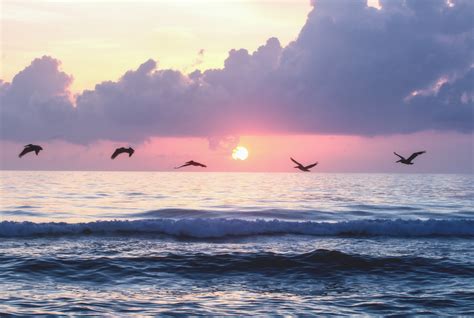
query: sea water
[{"left": 0, "top": 171, "right": 473, "bottom": 315}]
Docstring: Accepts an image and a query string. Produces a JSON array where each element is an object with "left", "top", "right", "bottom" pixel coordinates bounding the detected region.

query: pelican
[
  {"left": 18, "top": 144, "right": 43, "bottom": 158},
  {"left": 394, "top": 151, "right": 426, "bottom": 165},
  {"left": 174, "top": 160, "right": 207, "bottom": 169},
  {"left": 290, "top": 157, "right": 318, "bottom": 172},
  {"left": 111, "top": 147, "right": 135, "bottom": 159}
]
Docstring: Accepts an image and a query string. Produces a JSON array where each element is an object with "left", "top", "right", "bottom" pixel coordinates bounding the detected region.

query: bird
[
  {"left": 18, "top": 144, "right": 43, "bottom": 158},
  {"left": 111, "top": 147, "right": 135, "bottom": 159},
  {"left": 290, "top": 157, "right": 318, "bottom": 172},
  {"left": 394, "top": 151, "right": 426, "bottom": 165},
  {"left": 174, "top": 160, "right": 207, "bottom": 169}
]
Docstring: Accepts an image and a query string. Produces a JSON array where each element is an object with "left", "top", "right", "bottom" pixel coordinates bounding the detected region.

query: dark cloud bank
[{"left": 1, "top": 0, "right": 473, "bottom": 143}]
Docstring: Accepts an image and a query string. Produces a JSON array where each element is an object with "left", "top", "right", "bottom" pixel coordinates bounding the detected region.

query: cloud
[
  {"left": 207, "top": 135, "right": 240, "bottom": 152},
  {"left": 1, "top": 0, "right": 472, "bottom": 144},
  {"left": 185, "top": 49, "right": 206, "bottom": 72},
  {"left": 0, "top": 56, "right": 75, "bottom": 141}
]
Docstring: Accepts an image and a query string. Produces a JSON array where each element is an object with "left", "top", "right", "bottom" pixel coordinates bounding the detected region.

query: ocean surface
[{"left": 0, "top": 171, "right": 473, "bottom": 315}]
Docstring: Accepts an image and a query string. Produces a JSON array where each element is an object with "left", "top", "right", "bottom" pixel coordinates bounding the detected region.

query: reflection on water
[
  {"left": 0, "top": 171, "right": 472, "bottom": 222},
  {"left": 0, "top": 171, "right": 473, "bottom": 315},
  {"left": 1, "top": 235, "right": 473, "bottom": 315}
]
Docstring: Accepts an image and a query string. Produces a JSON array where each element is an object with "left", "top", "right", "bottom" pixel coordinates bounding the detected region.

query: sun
[{"left": 232, "top": 146, "right": 249, "bottom": 160}]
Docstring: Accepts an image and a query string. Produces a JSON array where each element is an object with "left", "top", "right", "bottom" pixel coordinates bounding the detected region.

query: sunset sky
[{"left": 1, "top": 0, "right": 472, "bottom": 172}]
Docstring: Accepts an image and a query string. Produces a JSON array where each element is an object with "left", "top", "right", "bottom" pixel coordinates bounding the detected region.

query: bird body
[
  {"left": 174, "top": 160, "right": 207, "bottom": 169},
  {"left": 394, "top": 151, "right": 426, "bottom": 165},
  {"left": 111, "top": 147, "right": 134, "bottom": 159},
  {"left": 18, "top": 144, "right": 43, "bottom": 158},
  {"left": 290, "top": 157, "right": 318, "bottom": 172}
]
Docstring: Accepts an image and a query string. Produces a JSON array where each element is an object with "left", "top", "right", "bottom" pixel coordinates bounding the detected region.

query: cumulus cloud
[
  {"left": 1, "top": 0, "right": 472, "bottom": 143},
  {"left": 0, "top": 56, "right": 75, "bottom": 141}
]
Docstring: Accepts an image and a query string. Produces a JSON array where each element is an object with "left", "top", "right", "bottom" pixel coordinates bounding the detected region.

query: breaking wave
[{"left": 1, "top": 218, "right": 473, "bottom": 238}]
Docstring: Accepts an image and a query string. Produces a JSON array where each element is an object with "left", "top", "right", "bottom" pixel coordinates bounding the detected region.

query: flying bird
[
  {"left": 394, "top": 151, "right": 426, "bottom": 165},
  {"left": 111, "top": 147, "right": 135, "bottom": 159},
  {"left": 290, "top": 157, "right": 318, "bottom": 172},
  {"left": 18, "top": 144, "right": 43, "bottom": 158},
  {"left": 174, "top": 160, "right": 207, "bottom": 169}
]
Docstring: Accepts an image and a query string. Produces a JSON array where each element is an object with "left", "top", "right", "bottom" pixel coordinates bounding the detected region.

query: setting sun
[{"left": 232, "top": 146, "right": 249, "bottom": 160}]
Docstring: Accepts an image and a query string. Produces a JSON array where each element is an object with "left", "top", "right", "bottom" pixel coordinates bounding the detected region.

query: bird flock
[{"left": 17, "top": 144, "right": 427, "bottom": 170}]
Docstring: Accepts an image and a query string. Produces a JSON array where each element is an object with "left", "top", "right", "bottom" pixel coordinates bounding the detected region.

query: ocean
[{"left": 0, "top": 171, "right": 473, "bottom": 315}]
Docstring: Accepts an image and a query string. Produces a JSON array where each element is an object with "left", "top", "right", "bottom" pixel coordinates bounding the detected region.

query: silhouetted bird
[
  {"left": 111, "top": 147, "right": 134, "bottom": 159},
  {"left": 394, "top": 151, "right": 426, "bottom": 165},
  {"left": 174, "top": 160, "right": 207, "bottom": 169},
  {"left": 18, "top": 144, "right": 43, "bottom": 158},
  {"left": 290, "top": 157, "right": 318, "bottom": 172}
]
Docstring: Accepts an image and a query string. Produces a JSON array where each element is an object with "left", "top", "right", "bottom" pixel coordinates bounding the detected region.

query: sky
[{"left": 0, "top": 0, "right": 473, "bottom": 172}]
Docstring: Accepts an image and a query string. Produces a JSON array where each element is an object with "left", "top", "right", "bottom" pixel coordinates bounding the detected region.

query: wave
[
  {"left": 115, "top": 207, "right": 474, "bottom": 221},
  {"left": 1, "top": 210, "right": 43, "bottom": 217},
  {"left": 2, "top": 249, "right": 472, "bottom": 279},
  {"left": 1, "top": 218, "right": 473, "bottom": 238},
  {"left": 128, "top": 208, "right": 337, "bottom": 220},
  {"left": 347, "top": 204, "right": 421, "bottom": 211}
]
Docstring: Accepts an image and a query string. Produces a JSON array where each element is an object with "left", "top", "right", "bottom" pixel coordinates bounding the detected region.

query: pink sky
[
  {"left": 1, "top": 0, "right": 472, "bottom": 172},
  {"left": 1, "top": 131, "right": 471, "bottom": 173}
]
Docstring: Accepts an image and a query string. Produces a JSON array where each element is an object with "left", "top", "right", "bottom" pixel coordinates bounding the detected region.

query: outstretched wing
[
  {"left": 304, "top": 162, "right": 318, "bottom": 169},
  {"left": 290, "top": 157, "right": 303, "bottom": 167},
  {"left": 197, "top": 162, "right": 207, "bottom": 168},
  {"left": 393, "top": 152, "right": 404, "bottom": 160},
  {"left": 111, "top": 149, "right": 122, "bottom": 159},
  {"left": 407, "top": 151, "right": 426, "bottom": 162},
  {"left": 18, "top": 147, "right": 31, "bottom": 158},
  {"left": 174, "top": 163, "right": 191, "bottom": 169},
  {"left": 128, "top": 149, "right": 135, "bottom": 157}
]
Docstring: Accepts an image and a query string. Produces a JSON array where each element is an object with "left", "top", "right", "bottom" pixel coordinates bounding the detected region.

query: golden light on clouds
[{"left": 1, "top": 0, "right": 311, "bottom": 93}]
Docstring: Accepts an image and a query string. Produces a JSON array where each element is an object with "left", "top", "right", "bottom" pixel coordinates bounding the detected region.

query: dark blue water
[{"left": 1, "top": 172, "right": 473, "bottom": 315}]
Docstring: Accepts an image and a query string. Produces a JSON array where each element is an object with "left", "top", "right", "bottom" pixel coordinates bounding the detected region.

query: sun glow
[{"left": 232, "top": 146, "right": 249, "bottom": 161}]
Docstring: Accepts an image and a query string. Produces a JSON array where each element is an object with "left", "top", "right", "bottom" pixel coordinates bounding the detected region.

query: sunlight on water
[
  {"left": 0, "top": 171, "right": 472, "bottom": 222},
  {"left": 0, "top": 171, "right": 473, "bottom": 315}
]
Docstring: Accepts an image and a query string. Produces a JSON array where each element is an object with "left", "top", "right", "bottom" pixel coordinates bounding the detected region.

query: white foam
[{"left": 0, "top": 218, "right": 473, "bottom": 238}]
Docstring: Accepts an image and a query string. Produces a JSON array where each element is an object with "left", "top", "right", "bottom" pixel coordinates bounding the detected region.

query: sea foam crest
[{"left": 1, "top": 218, "right": 473, "bottom": 238}]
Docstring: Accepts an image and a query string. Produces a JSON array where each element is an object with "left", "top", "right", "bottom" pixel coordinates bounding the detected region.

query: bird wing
[
  {"left": 393, "top": 152, "right": 404, "bottom": 160},
  {"left": 128, "top": 149, "right": 134, "bottom": 157},
  {"left": 197, "top": 162, "right": 207, "bottom": 168},
  {"left": 174, "top": 163, "right": 191, "bottom": 169},
  {"left": 18, "top": 148, "right": 32, "bottom": 158},
  {"left": 304, "top": 162, "right": 318, "bottom": 169},
  {"left": 34, "top": 148, "right": 40, "bottom": 155},
  {"left": 111, "top": 149, "right": 122, "bottom": 159},
  {"left": 407, "top": 151, "right": 426, "bottom": 162},
  {"left": 290, "top": 157, "right": 303, "bottom": 167}
]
